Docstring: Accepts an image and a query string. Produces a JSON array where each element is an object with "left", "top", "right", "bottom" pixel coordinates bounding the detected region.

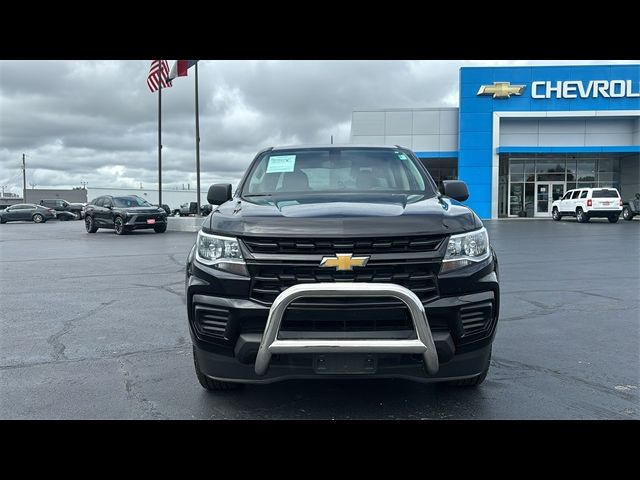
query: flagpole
[
  {"left": 195, "top": 61, "right": 201, "bottom": 216},
  {"left": 158, "top": 63, "right": 162, "bottom": 208}
]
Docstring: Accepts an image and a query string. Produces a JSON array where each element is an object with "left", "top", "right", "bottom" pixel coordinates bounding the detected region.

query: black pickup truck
[{"left": 185, "top": 145, "right": 499, "bottom": 391}]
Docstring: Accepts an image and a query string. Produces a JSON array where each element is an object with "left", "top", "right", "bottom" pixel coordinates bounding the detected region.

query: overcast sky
[{"left": 0, "top": 60, "right": 637, "bottom": 195}]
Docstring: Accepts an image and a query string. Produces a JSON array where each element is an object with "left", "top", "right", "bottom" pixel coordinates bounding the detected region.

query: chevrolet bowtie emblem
[
  {"left": 477, "top": 82, "right": 526, "bottom": 99},
  {"left": 319, "top": 253, "right": 369, "bottom": 271}
]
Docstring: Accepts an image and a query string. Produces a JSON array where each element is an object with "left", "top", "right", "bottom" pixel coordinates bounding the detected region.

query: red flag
[
  {"left": 147, "top": 60, "right": 172, "bottom": 92},
  {"left": 168, "top": 60, "right": 198, "bottom": 81}
]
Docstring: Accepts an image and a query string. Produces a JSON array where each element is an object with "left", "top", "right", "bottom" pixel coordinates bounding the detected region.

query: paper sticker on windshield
[
  {"left": 396, "top": 152, "right": 409, "bottom": 160},
  {"left": 266, "top": 155, "right": 296, "bottom": 173}
]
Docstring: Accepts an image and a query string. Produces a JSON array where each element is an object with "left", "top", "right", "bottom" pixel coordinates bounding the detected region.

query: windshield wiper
[{"left": 243, "top": 194, "right": 273, "bottom": 198}]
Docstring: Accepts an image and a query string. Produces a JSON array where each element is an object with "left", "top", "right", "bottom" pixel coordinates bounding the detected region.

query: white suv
[{"left": 552, "top": 187, "right": 622, "bottom": 223}]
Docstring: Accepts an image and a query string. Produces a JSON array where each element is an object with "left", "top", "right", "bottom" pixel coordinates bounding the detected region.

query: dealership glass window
[
  {"left": 598, "top": 171, "right": 620, "bottom": 184},
  {"left": 577, "top": 160, "right": 597, "bottom": 181},
  {"left": 421, "top": 157, "right": 458, "bottom": 192},
  {"left": 510, "top": 159, "right": 525, "bottom": 182},
  {"left": 498, "top": 156, "right": 509, "bottom": 217},
  {"left": 566, "top": 158, "right": 577, "bottom": 181},
  {"left": 598, "top": 158, "right": 620, "bottom": 173},
  {"left": 503, "top": 153, "right": 623, "bottom": 217},
  {"left": 524, "top": 160, "right": 536, "bottom": 182},
  {"left": 524, "top": 183, "right": 534, "bottom": 216},
  {"left": 510, "top": 183, "right": 524, "bottom": 216},
  {"left": 536, "top": 158, "right": 565, "bottom": 181}
]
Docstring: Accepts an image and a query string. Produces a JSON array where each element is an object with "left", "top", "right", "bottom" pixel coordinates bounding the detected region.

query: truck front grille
[
  {"left": 278, "top": 298, "right": 449, "bottom": 336},
  {"left": 246, "top": 261, "right": 439, "bottom": 305},
  {"left": 242, "top": 235, "right": 445, "bottom": 255}
]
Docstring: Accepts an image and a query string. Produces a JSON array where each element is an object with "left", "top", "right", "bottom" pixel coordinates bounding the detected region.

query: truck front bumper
[{"left": 187, "top": 261, "right": 499, "bottom": 384}]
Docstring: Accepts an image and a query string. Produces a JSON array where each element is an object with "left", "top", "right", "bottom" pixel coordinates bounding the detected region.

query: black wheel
[
  {"left": 446, "top": 348, "right": 491, "bottom": 387},
  {"left": 623, "top": 206, "right": 634, "bottom": 221},
  {"left": 85, "top": 216, "right": 98, "bottom": 233},
  {"left": 552, "top": 207, "right": 562, "bottom": 221},
  {"left": 608, "top": 214, "right": 619, "bottom": 223},
  {"left": 193, "top": 346, "right": 243, "bottom": 392},
  {"left": 0, "top": 218, "right": 6, "bottom": 224},
  {"left": 33, "top": 213, "right": 44, "bottom": 223},
  {"left": 114, "top": 216, "right": 127, "bottom": 235},
  {"left": 154, "top": 223, "right": 167, "bottom": 233},
  {"left": 576, "top": 208, "right": 589, "bottom": 223}
]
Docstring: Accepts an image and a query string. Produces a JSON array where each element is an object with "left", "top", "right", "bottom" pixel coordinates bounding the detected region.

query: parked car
[
  {"left": 0, "top": 204, "right": 56, "bottom": 224},
  {"left": 155, "top": 203, "right": 171, "bottom": 216},
  {"left": 552, "top": 187, "right": 623, "bottom": 223},
  {"left": 622, "top": 193, "right": 640, "bottom": 221},
  {"left": 84, "top": 195, "right": 168, "bottom": 235},
  {"left": 39, "top": 199, "right": 84, "bottom": 220},
  {"left": 54, "top": 210, "right": 78, "bottom": 221},
  {"left": 172, "top": 202, "right": 198, "bottom": 216},
  {"left": 185, "top": 145, "right": 499, "bottom": 391}
]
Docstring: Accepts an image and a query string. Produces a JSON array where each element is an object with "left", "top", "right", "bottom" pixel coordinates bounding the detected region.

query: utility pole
[
  {"left": 195, "top": 62, "right": 201, "bottom": 216},
  {"left": 158, "top": 65, "right": 163, "bottom": 208},
  {"left": 22, "top": 154, "right": 26, "bottom": 201}
]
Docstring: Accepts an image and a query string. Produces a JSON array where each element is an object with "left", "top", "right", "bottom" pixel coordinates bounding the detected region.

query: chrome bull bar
[{"left": 254, "top": 283, "right": 439, "bottom": 376}]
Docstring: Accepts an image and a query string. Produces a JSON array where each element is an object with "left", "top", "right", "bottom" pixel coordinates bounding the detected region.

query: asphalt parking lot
[{"left": 1, "top": 218, "right": 638, "bottom": 419}]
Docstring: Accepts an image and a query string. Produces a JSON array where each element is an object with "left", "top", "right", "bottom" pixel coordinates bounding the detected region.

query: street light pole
[
  {"left": 22, "top": 153, "right": 26, "bottom": 201},
  {"left": 195, "top": 62, "right": 201, "bottom": 216}
]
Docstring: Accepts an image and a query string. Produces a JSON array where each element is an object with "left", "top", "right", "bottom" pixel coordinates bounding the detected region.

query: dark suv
[
  {"left": 39, "top": 199, "right": 84, "bottom": 220},
  {"left": 84, "top": 195, "right": 168, "bottom": 234},
  {"left": 186, "top": 145, "right": 499, "bottom": 391}
]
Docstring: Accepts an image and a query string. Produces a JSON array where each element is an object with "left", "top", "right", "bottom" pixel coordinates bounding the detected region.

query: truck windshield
[
  {"left": 243, "top": 149, "right": 434, "bottom": 196},
  {"left": 112, "top": 196, "right": 152, "bottom": 207}
]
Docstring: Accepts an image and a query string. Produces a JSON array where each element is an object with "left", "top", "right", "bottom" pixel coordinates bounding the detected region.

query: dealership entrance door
[{"left": 535, "top": 183, "right": 564, "bottom": 217}]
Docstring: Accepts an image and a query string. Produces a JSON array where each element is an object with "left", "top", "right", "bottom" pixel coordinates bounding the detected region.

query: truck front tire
[
  {"left": 445, "top": 347, "right": 491, "bottom": 387},
  {"left": 193, "top": 346, "right": 243, "bottom": 392}
]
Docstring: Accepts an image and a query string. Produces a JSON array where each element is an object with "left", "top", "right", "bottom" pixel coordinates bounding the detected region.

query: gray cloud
[{"left": 1, "top": 59, "right": 637, "bottom": 195}]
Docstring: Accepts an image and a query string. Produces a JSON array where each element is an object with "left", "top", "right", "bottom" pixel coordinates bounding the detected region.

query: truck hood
[{"left": 204, "top": 193, "right": 482, "bottom": 237}]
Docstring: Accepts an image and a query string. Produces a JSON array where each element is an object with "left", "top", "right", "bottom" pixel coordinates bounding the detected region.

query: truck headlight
[
  {"left": 441, "top": 227, "right": 490, "bottom": 273},
  {"left": 195, "top": 230, "right": 247, "bottom": 275}
]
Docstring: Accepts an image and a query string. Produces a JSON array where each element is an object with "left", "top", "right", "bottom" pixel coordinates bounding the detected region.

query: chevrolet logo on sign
[
  {"left": 477, "top": 82, "right": 526, "bottom": 99},
  {"left": 319, "top": 253, "right": 369, "bottom": 271}
]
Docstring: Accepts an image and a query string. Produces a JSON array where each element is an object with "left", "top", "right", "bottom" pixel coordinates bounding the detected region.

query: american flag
[{"left": 147, "top": 60, "right": 172, "bottom": 92}]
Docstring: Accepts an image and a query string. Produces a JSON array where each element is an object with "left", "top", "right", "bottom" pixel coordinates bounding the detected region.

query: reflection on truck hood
[{"left": 205, "top": 193, "right": 482, "bottom": 237}]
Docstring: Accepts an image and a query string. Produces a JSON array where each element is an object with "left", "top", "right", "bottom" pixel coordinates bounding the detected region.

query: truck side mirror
[
  {"left": 442, "top": 180, "right": 469, "bottom": 202},
  {"left": 207, "top": 184, "right": 232, "bottom": 205}
]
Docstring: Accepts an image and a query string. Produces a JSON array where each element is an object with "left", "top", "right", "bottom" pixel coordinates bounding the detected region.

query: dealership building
[{"left": 350, "top": 64, "right": 640, "bottom": 219}]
